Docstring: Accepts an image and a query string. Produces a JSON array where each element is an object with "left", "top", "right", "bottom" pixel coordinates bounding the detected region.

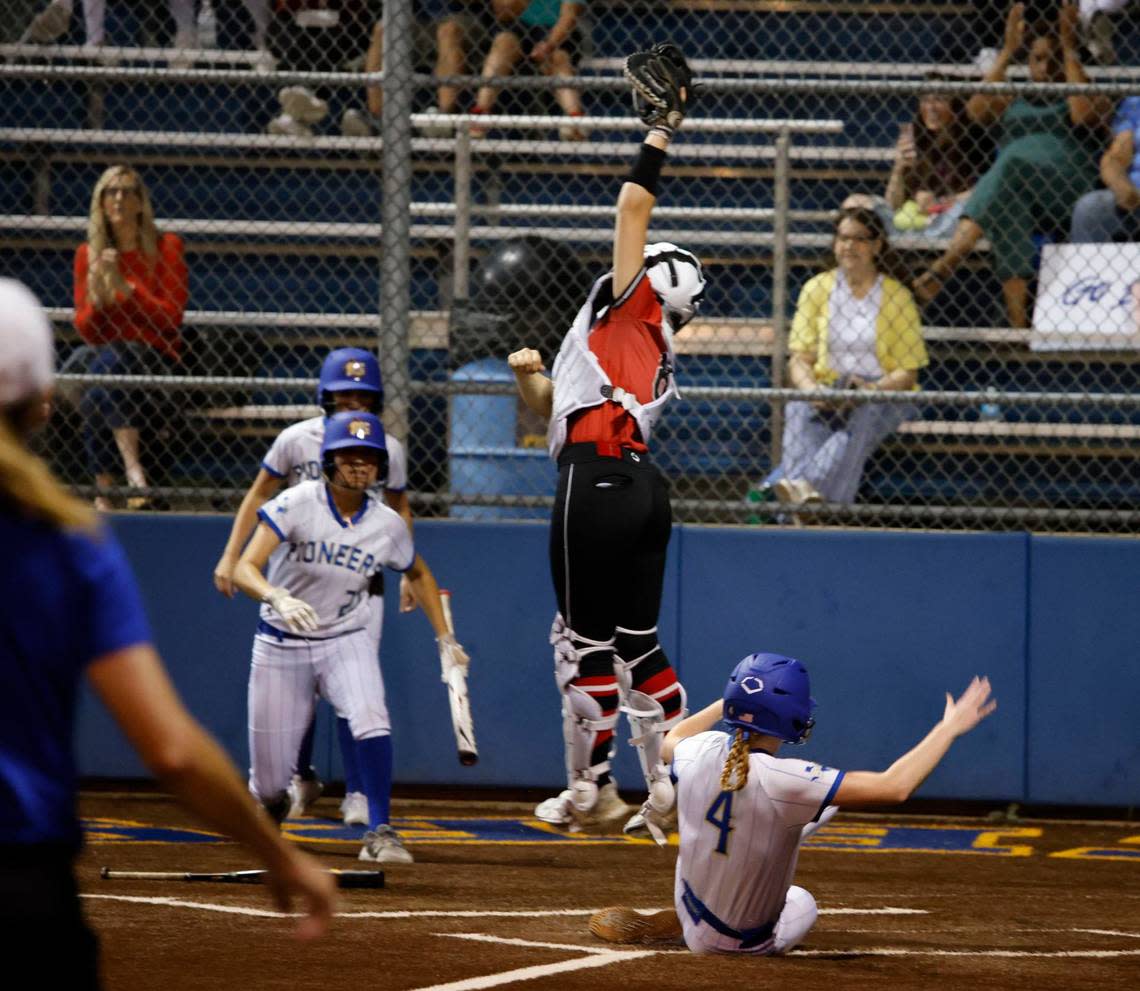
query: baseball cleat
[
  {"left": 340, "top": 791, "right": 369, "bottom": 827},
  {"left": 622, "top": 803, "right": 677, "bottom": 843},
  {"left": 287, "top": 774, "right": 323, "bottom": 819},
  {"left": 534, "top": 781, "right": 632, "bottom": 833},
  {"left": 359, "top": 825, "right": 414, "bottom": 864},
  {"left": 589, "top": 907, "right": 682, "bottom": 945}
]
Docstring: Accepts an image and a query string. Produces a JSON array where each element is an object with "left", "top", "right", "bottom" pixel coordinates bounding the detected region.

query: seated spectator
[
  {"left": 768, "top": 208, "right": 928, "bottom": 508},
  {"left": 71, "top": 165, "right": 188, "bottom": 510},
  {"left": 21, "top": 0, "right": 197, "bottom": 48},
  {"left": 913, "top": 3, "right": 1113, "bottom": 328},
  {"left": 843, "top": 74, "right": 993, "bottom": 242},
  {"left": 342, "top": 1, "right": 494, "bottom": 137},
  {"left": 265, "top": 0, "right": 374, "bottom": 136},
  {"left": 1070, "top": 94, "right": 1140, "bottom": 241},
  {"left": 470, "top": 0, "right": 587, "bottom": 140}
]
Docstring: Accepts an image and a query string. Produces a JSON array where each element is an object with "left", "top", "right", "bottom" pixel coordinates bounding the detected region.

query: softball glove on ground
[{"left": 624, "top": 42, "right": 694, "bottom": 134}]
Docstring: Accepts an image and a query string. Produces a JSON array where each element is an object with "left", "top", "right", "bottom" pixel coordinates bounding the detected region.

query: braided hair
[{"left": 718, "top": 729, "right": 753, "bottom": 792}]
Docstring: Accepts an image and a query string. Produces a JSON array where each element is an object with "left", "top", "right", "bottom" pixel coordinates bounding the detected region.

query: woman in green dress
[{"left": 912, "top": 3, "right": 1112, "bottom": 327}]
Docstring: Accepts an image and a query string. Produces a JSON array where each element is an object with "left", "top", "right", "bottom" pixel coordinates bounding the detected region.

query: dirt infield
[{"left": 78, "top": 792, "right": 1139, "bottom": 991}]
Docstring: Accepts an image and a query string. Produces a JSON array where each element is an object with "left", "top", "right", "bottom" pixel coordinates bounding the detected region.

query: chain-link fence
[{"left": 2, "top": 0, "right": 1138, "bottom": 531}]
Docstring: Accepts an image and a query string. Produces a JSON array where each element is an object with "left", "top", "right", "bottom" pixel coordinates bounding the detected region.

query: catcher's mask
[
  {"left": 722, "top": 652, "right": 816, "bottom": 745},
  {"left": 318, "top": 347, "right": 384, "bottom": 416},
  {"left": 320, "top": 411, "right": 389, "bottom": 491},
  {"left": 644, "top": 242, "right": 706, "bottom": 335}
]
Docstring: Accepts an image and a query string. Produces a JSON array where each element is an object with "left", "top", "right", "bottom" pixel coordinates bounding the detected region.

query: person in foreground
[
  {"left": 589, "top": 652, "right": 997, "bottom": 954},
  {"left": 0, "top": 279, "right": 334, "bottom": 987}
]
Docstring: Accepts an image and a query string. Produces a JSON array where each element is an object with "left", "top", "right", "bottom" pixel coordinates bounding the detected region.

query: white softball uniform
[
  {"left": 260, "top": 414, "right": 407, "bottom": 643},
  {"left": 671, "top": 731, "right": 844, "bottom": 955},
  {"left": 247, "top": 481, "right": 414, "bottom": 802}
]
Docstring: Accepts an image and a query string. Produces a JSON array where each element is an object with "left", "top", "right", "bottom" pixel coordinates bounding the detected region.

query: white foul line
[
  {"left": 1074, "top": 929, "right": 1140, "bottom": 939},
  {"left": 82, "top": 895, "right": 926, "bottom": 920},
  {"left": 409, "top": 946, "right": 655, "bottom": 991},
  {"left": 790, "top": 947, "right": 1140, "bottom": 959}
]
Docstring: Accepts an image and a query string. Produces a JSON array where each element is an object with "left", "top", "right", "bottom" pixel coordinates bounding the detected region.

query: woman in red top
[{"left": 72, "top": 165, "right": 188, "bottom": 509}]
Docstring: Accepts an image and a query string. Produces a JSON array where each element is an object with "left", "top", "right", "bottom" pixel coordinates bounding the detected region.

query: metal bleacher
[{"left": 3, "top": 0, "right": 1139, "bottom": 526}]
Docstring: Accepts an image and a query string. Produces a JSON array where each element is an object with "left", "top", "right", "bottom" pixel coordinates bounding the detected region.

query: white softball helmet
[{"left": 644, "top": 242, "right": 706, "bottom": 334}]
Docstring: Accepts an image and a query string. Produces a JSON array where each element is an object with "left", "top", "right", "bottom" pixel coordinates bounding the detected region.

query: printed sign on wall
[{"left": 1032, "top": 244, "right": 1140, "bottom": 351}]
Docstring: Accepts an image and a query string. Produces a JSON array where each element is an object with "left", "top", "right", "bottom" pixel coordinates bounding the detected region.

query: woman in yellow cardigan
[{"left": 774, "top": 208, "right": 928, "bottom": 506}]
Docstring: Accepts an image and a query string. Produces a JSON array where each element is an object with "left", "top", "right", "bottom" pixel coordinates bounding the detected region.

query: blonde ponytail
[
  {"left": 0, "top": 412, "right": 96, "bottom": 531},
  {"left": 718, "top": 729, "right": 752, "bottom": 792}
]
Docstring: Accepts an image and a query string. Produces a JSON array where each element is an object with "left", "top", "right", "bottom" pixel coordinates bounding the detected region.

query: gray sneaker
[
  {"left": 359, "top": 824, "right": 414, "bottom": 864},
  {"left": 279, "top": 86, "right": 328, "bottom": 125}
]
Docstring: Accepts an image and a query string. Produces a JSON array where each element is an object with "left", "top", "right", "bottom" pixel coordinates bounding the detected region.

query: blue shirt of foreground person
[{"left": 0, "top": 279, "right": 335, "bottom": 988}]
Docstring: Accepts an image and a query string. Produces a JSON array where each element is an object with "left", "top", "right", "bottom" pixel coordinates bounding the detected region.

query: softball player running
[
  {"left": 589, "top": 652, "right": 997, "bottom": 954},
  {"left": 233, "top": 411, "right": 468, "bottom": 864},
  {"left": 508, "top": 44, "right": 703, "bottom": 834},
  {"left": 214, "top": 347, "right": 427, "bottom": 826}
]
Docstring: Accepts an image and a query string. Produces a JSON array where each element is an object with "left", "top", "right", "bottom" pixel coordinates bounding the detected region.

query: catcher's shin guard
[
  {"left": 615, "top": 625, "right": 687, "bottom": 814},
  {"left": 550, "top": 613, "right": 619, "bottom": 811}
]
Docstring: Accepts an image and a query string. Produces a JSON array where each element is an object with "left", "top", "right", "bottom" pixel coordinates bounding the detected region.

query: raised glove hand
[
  {"left": 624, "top": 42, "right": 694, "bottom": 135},
  {"left": 264, "top": 587, "right": 320, "bottom": 634},
  {"left": 437, "top": 632, "right": 470, "bottom": 682}
]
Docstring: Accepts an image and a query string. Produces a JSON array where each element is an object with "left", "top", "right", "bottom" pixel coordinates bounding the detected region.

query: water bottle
[
  {"left": 744, "top": 484, "right": 776, "bottom": 525},
  {"left": 979, "top": 402, "right": 1002, "bottom": 422}
]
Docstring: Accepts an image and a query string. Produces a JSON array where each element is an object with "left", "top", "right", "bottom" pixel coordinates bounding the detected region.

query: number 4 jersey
[
  {"left": 672, "top": 731, "right": 844, "bottom": 930},
  {"left": 255, "top": 480, "right": 415, "bottom": 641}
]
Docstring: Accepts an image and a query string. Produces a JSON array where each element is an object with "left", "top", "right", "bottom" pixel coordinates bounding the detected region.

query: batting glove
[
  {"left": 437, "top": 632, "right": 470, "bottom": 681},
  {"left": 263, "top": 587, "right": 320, "bottom": 634}
]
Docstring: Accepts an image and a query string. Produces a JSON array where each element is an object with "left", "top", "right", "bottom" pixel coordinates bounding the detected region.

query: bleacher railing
[{"left": 4, "top": 0, "right": 1138, "bottom": 533}]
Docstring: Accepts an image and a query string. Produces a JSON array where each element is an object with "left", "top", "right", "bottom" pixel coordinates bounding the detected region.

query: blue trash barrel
[{"left": 448, "top": 357, "right": 553, "bottom": 520}]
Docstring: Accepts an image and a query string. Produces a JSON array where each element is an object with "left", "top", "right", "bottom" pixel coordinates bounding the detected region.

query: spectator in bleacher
[
  {"left": 342, "top": 1, "right": 494, "bottom": 137},
  {"left": 912, "top": 3, "right": 1113, "bottom": 328},
  {"left": 470, "top": 0, "right": 587, "bottom": 140},
  {"left": 770, "top": 208, "right": 928, "bottom": 509},
  {"left": 265, "top": 1, "right": 376, "bottom": 136},
  {"left": 843, "top": 74, "right": 993, "bottom": 242},
  {"left": 21, "top": 0, "right": 197, "bottom": 48},
  {"left": 1070, "top": 95, "right": 1140, "bottom": 241},
  {"left": 72, "top": 165, "right": 188, "bottom": 510}
]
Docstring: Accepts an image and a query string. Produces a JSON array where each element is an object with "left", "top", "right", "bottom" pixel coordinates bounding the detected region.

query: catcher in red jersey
[{"left": 509, "top": 44, "right": 704, "bottom": 836}]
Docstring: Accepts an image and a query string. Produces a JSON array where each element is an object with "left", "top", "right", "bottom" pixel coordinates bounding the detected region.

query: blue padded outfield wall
[{"left": 77, "top": 517, "right": 1139, "bottom": 807}]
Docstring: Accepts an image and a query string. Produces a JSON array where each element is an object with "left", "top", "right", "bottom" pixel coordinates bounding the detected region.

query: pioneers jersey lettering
[
  {"left": 283, "top": 540, "right": 377, "bottom": 576},
  {"left": 256, "top": 480, "right": 414, "bottom": 640}
]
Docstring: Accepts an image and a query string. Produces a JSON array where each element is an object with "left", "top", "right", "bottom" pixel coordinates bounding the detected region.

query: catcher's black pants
[{"left": 549, "top": 443, "right": 672, "bottom": 648}]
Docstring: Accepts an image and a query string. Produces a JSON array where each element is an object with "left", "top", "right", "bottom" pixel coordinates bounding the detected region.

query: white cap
[{"left": 0, "top": 279, "right": 54, "bottom": 405}]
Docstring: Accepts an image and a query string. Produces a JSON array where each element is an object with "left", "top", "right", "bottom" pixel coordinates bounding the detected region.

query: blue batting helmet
[
  {"left": 320, "top": 411, "right": 389, "bottom": 484},
  {"left": 722, "top": 653, "right": 816, "bottom": 744},
  {"left": 317, "top": 348, "right": 383, "bottom": 415}
]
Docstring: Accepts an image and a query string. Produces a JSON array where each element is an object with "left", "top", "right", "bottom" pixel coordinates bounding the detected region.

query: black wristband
[{"left": 627, "top": 142, "right": 667, "bottom": 196}]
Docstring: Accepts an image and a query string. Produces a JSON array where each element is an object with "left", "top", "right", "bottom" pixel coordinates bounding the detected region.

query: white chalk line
[
  {"left": 790, "top": 947, "right": 1140, "bottom": 958},
  {"left": 408, "top": 945, "right": 656, "bottom": 991},
  {"left": 81, "top": 895, "right": 925, "bottom": 920},
  {"left": 1074, "top": 928, "right": 1140, "bottom": 939}
]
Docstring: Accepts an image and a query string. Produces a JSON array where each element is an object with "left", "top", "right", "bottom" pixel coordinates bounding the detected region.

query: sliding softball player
[
  {"left": 214, "top": 347, "right": 428, "bottom": 826},
  {"left": 508, "top": 44, "right": 702, "bottom": 834},
  {"left": 589, "top": 653, "right": 997, "bottom": 953},
  {"left": 233, "top": 411, "right": 468, "bottom": 864}
]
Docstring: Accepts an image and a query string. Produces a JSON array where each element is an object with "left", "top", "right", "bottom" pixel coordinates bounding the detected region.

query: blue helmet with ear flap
[
  {"left": 320, "top": 411, "right": 389, "bottom": 484},
  {"left": 318, "top": 347, "right": 383, "bottom": 415},
  {"left": 723, "top": 652, "right": 816, "bottom": 744}
]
